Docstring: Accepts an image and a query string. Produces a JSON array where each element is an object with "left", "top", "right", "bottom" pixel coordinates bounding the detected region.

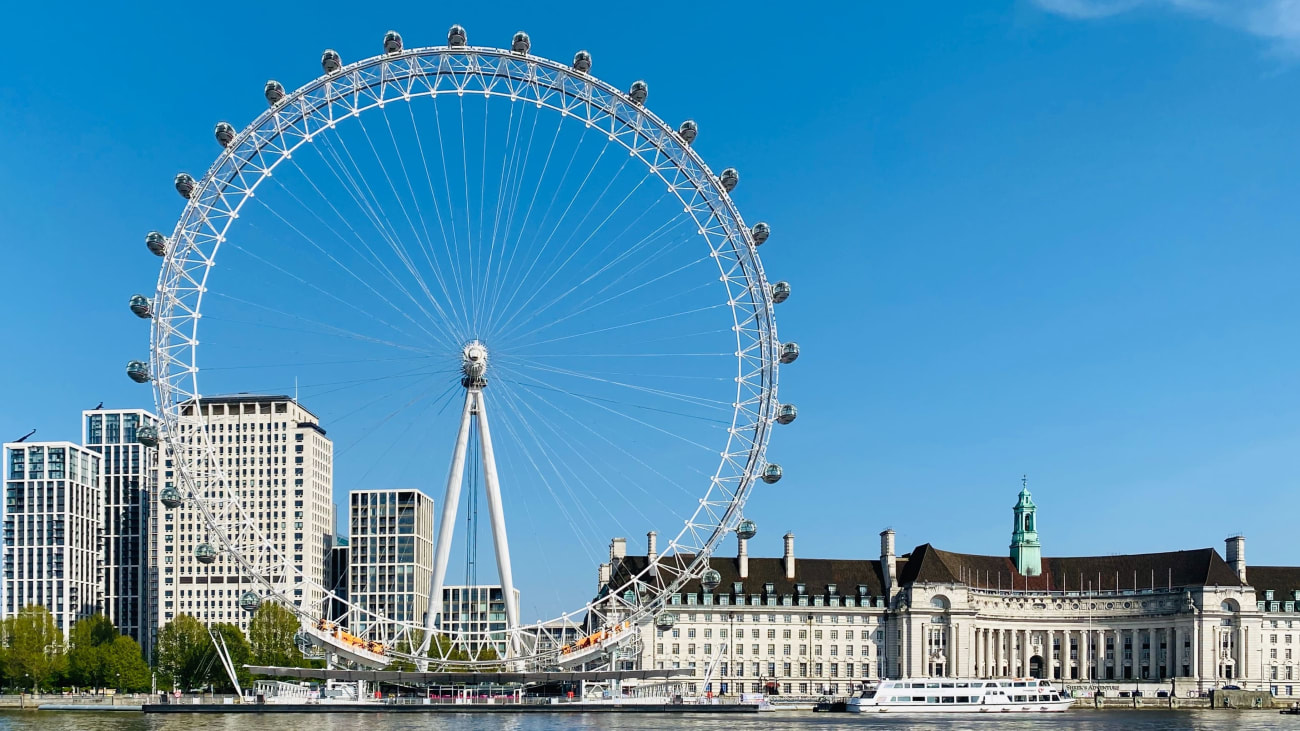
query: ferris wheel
[{"left": 126, "top": 26, "right": 799, "bottom": 670}]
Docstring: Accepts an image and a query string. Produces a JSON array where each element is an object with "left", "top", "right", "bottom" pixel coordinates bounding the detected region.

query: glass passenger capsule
[
  {"left": 195, "top": 543, "right": 218, "bottom": 564},
  {"left": 719, "top": 168, "right": 739, "bottom": 193},
  {"left": 573, "top": 50, "right": 592, "bottom": 73},
  {"left": 126, "top": 360, "right": 150, "bottom": 384},
  {"left": 512, "top": 31, "right": 530, "bottom": 54},
  {"left": 736, "top": 519, "right": 758, "bottom": 540},
  {"left": 159, "top": 485, "right": 183, "bottom": 509},
  {"left": 448, "top": 24, "right": 467, "bottom": 47},
  {"left": 136, "top": 425, "right": 159, "bottom": 448},
  {"left": 771, "top": 281, "right": 791, "bottom": 304},
  {"left": 678, "top": 120, "right": 698, "bottom": 145},
  {"left": 628, "top": 80, "right": 648, "bottom": 105},
  {"left": 214, "top": 122, "right": 235, "bottom": 148},
  {"left": 776, "top": 404, "right": 798, "bottom": 425},
  {"left": 383, "top": 30, "right": 403, "bottom": 54},
  {"left": 751, "top": 222, "right": 770, "bottom": 245},
  {"left": 779, "top": 342, "right": 800, "bottom": 364},
  {"left": 145, "top": 231, "right": 168, "bottom": 257},
  {"left": 239, "top": 591, "right": 262, "bottom": 612},
  {"left": 762, "top": 463, "right": 783, "bottom": 484},
  {"left": 321, "top": 49, "right": 341, "bottom": 74},
  {"left": 701, "top": 568, "right": 722, "bottom": 592},
  {"left": 265, "top": 80, "right": 285, "bottom": 106},
  {"left": 654, "top": 612, "right": 675, "bottom": 631},
  {"left": 129, "top": 294, "right": 152, "bottom": 318},
  {"left": 174, "top": 173, "right": 195, "bottom": 200}
]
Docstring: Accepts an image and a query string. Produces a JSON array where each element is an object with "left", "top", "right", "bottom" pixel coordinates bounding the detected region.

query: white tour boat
[{"left": 847, "top": 678, "right": 1073, "bottom": 714}]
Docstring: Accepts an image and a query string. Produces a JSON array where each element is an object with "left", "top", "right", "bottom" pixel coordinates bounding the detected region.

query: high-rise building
[
  {"left": 83, "top": 408, "right": 159, "bottom": 655},
  {"left": 2, "top": 442, "right": 102, "bottom": 639},
  {"left": 347, "top": 489, "right": 434, "bottom": 640},
  {"left": 441, "top": 584, "right": 520, "bottom": 657},
  {"left": 158, "top": 395, "right": 333, "bottom": 633}
]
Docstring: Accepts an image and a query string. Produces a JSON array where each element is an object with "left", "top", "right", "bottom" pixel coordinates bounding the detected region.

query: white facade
[
  {"left": 2, "top": 442, "right": 102, "bottom": 640},
  {"left": 347, "top": 488, "right": 434, "bottom": 640},
  {"left": 82, "top": 408, "right": 158, "bottom": 655},
  {"left": 158, "top": 395, "right": 333, "bottom": 633}
]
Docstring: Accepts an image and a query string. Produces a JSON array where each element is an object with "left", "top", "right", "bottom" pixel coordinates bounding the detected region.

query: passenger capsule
[
  {"left": 736, "top": 519, "right": 758, "bottom": 541},
  {"left": 126, "top": 360, "right": 150, "bottom": 384},
  {"left": 136, "top": 426, "right": 160, "bottom": 448},
  {"left": 701, "top": 568, "right": 722, "bottom": 592},
  {"left": 628, "top": 80, "right": 648, "bottom": 105},
  {"left": 383, "top": 30, "right": 403, "bottom": 54},
  {"left": 129, "top": 294, "right": 153, "bottom": 319},
  {"left": 174, "top": 173, "right": 195, "bottom": 200},
  {"left": 572, "top": 50, "right": 592, "bottom": 73},
  {"left": 145, "top": 231, "right": 168, "bottom": 257},
  {"left": 654, "top": 612, "right": 676, "bottom": 631},
  {"left": 779, "top": 342, "right": 800, "bottom": 364},
  {"left": 321, "top": 49, "right": 341, "bottom": 74},
  {"left": 214, "top": 121, "right": 235, "bottom": 148},
  {"left": 771, "top": 281, "right": 791, "bottom": 304},
  {"left": 159, "top": 485, "right": 183, "bottom": 509},
  {"left": 762, "top": 463, "right": 783, "bottom": 484},
  {"left": 512, "top": 31, "right": 530, "bottom": 54},
  {"left": 719, "top": 168, "right": 739, "bottom": 193},
  {"left": 678, "top": 120, "right": 698, "bottom": 145},
  {"left": 239, "top": 591, "right": 262, "bottom": 612},
  {"left": 448, "top": 24, "right": 467, "bottom": 47},
  {"left": 751, "top": 222, "right": 770, "bottom": 246},
  {"left": 776, "top": 404, "right": 798, "bottom": 425},
  {"left": 195, "top": 543, "right": 218, "bottom": 564},
  {"left": 265, "top": 80, "right": 286, "bottom": 106}
]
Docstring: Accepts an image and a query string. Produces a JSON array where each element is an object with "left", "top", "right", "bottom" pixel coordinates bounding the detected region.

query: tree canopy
[
  {"left": 1, "top": 605, "right": 65, "bottom": 691},
  {"left": 248, "top": 602, "right": 304, "bottom": 667}
]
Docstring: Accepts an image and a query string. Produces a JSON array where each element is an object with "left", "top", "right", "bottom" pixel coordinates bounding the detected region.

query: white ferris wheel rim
[{"left": 147, "top": 37, "right": 783, "bottom": 667}]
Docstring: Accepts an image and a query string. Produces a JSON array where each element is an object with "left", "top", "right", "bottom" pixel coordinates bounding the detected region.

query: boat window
[
  {"left": 1013, "top": 695, "right": 1027, "bottom": 702},
  {"left": 912, "top": 696, "right": 926, "bottom": 703},
  {"left": 956, "top": 682, "right": 969, "bottom": 688},
  {"left": 926, "top": 696, "right": 940, "bottom": 704},
  {"left": 1013, "top": 681, "right": 1028, "bottom": 688},
  {"left": 1050, "top": 694, "right": 1060, "bottom": 701},
  {"left": 942, "top": 697, "right": 956, "bottom": 703},
  {"left": 956, "top": 696, "right": 970, "bottom": 703},
  {"left": 926, "top": 682, "right": 940, "bottom": 688},
  {"left": 941, "top": 682, "right": 954, "bottom": 688}
]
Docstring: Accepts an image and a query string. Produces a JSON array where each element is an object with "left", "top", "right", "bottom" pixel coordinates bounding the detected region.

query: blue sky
[{"left": 3, "top": 1, "right": 1300, "bottom": 617}]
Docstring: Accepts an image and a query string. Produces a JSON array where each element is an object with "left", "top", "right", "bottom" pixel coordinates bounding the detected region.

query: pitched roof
[
  {"left": 609, "top": 554, "right": 892, "bottom": 598},
  {"left": 900, "top": 544, "right": 1244, "bottom": 591},
  {"left": 1246, "top": 566, "right": 1300, "bottom": 602}
]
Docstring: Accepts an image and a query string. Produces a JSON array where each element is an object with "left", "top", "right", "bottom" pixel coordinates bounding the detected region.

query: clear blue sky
[{"left": 3, "top": 1, "right": 1300, "bottom": 617}]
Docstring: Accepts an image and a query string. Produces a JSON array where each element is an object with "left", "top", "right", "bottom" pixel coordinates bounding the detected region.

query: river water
[{"left": 3, "top": 710, "right": 1300, "bottom": 731}]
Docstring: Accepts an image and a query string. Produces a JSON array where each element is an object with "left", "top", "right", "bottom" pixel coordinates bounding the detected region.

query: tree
[
  {"left": 155, "top": 615, "right": 211, "bottom": 691},
  {"left": 248, "top": 603, "right": 303, "bottom": 667},
  {"left": 67, "top": 613, "right": 117, "bottom": 688},
  {"left": 210, "top": 623, "right": 253, "bottom": 692},
  {"left": 3, "top": 606, "right": 65, "bottom": 691},
  {"left": 102, "top": 636, "right": 151, "bottom": 692}
]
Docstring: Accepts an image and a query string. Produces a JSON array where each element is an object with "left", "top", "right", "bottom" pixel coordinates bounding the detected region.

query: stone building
[{"left": 597, "top": 484, "right": 1292, "bottom": 697}]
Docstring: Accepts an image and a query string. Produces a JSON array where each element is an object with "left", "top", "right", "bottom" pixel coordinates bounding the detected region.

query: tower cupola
[{"left": 1010, "top": 476, "right": 1042, "bottom": 576}]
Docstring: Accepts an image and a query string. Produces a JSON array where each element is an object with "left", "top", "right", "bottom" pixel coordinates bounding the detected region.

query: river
[{"left": 3, "top": 710, "right": 1300, "bottom": 731}]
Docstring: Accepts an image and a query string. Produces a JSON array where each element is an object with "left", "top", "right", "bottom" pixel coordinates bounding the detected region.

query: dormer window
[
  {"left": 733, "top": 581, "right": 744, "bottom": 595},
  {"left": 765, "top": 582, "right": 775, "bottom": 594},
  {"left": 828, "top": 583, "right": 838, "bottom": 596},
  {"left": 1267, "top": 590, "right": 1276, "bottom": 601},
  {"left": 857, "top": 584, "right": 868, "bottom": 596},
  {"left": 795, "top": 583, "right": 806, "bottom": 595}
]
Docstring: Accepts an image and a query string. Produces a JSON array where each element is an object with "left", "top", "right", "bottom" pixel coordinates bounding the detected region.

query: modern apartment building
[
  {"left": 2, "top": 442, "right": 102, "bottom": 639},
  {"left": 441, "top": 584, "right": 521, "bottom": 657},
  {"left": 347, "top": 489, "right": 434, "bottom": 640},
  {"left": 158, "top": 394, "right": 333, "bottom": 633},
  {"left": 82, "top": 408, "right": 158, "bottom": 655}
]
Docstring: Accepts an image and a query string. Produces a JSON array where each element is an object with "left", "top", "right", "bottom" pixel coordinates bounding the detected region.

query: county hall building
[{"left": 598, "top": 484, "right": 1300, "bottom": 697}]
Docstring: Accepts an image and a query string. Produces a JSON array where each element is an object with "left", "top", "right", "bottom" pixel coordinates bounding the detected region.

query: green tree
[
  {"left": 4, "top": 605, "right": 64, "bottom": 691},
  {"left": 248, "top": 603, "right": 303, "bottom": 667},
  {"left": 102, "top": 636, "right": 151, "bottom": 692},
  {"left": 66, "top": 613, "right": 117, "bottom": 688},
  {"left": 155, "top": 614, "right": 211, "bottom": 691},
  {"left": 209, "top": 623, "right": 253, "bottom": 692}
]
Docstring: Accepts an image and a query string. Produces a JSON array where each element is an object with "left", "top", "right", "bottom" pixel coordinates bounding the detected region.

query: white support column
[
  {"left": 474, "top": 389, "right": 521, "bottom": 649},
  {"left": 421, "top": 389, "right": 476, "bottom": 654}
]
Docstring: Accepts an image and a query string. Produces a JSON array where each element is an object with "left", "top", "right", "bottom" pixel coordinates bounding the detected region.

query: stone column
[{"left": 995, "top": 628, "right": 1003, "bottom": 677}]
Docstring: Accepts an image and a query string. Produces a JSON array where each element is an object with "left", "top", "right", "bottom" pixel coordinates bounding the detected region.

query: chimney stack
[
  {"left": 738, "top": 536, "right": 749, "bottom": 579},
  {"left": 610, "top": 537, "right": 627, "bottom": 561},
  {"left": 881, "top": 529, "right": 897, "bottom": 598},
  {"left": 598, "top": 562, "right": 611, "bottom": 590},
  {"left": 647, "top": 531, "right": 658, "bottom": 564},
  {"left": 1225, "top": 535, "right": 1247, "bottom": 583},
  {"left": 783, "top": 532, "right": 796, "bottom": 580}
]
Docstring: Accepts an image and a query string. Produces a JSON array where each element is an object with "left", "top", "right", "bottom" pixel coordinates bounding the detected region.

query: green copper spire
[{"left": 1010, "top": 475, "right": 1042, "bottom": 576}]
